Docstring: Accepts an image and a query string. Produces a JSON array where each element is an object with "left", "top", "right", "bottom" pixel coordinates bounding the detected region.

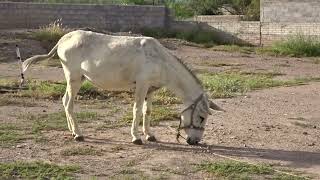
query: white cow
[{"left": 22, "top": 30, "right": 223, "bottom": 145}]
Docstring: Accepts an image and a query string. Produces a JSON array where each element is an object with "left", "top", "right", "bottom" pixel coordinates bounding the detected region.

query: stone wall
[{"left": 0, "top": 2, "right": 168, "bottom": 31}]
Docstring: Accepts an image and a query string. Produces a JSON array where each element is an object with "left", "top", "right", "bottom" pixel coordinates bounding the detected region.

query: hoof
[
  {"left": 132, "top": 139, "right": 143, "bottom": 145},
  {"left": 146, "top": 136, "right": 157, "bottom": 142},
  {"left": 74, "top": 136, "right": 85, "bottom": 142}
]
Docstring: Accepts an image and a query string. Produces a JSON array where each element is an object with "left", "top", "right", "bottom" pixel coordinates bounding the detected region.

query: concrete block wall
[
  {"left": 260, "top": 0, "right": 320, "bottom": 45},
  {"left": 261, "top": 0, "right": 320, "bottom": 23},
  {"left": 261, "top": 22, "right": 320, "bottom": 45},
  {"left": 194, "top": 15, "right": 261, "bottom": 45},
  {"left": 0, "top": 2, "right": 168, "bottom": 31},
  {"left": 206, "top": 21, "right": 261, "bottom": 45}
]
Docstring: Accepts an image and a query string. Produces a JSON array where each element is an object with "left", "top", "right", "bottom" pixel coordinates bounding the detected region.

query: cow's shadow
[{"left": 85, "top": 136, "right": 320, "bottom": 168}]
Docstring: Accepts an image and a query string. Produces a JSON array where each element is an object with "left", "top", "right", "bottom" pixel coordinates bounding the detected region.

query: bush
[
  {"left": 33, "top": 19, "right": 68, "bottom": 50},
  {"left": 270, "top": 34, "right": 320, "bottom": 57},
  {"left": 165, "top": 1, "right": 194, "bottom": 19}
]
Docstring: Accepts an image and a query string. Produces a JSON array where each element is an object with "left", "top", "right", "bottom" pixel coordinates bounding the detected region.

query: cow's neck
[{"left": 164, "top": 57, "right": 204, "bottom": 106}]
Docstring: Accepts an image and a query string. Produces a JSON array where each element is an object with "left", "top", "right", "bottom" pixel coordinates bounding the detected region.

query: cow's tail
[{"left": 22, "top": 43, "right": 59, "bottom": 73}]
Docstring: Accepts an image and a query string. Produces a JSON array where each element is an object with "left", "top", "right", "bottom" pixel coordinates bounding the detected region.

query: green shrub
[
  {"left": 270, "top": 34, "right": 320, "bottom": 57},
  {"left": 165, "top": 1, "right": 194, "bottom": 19},
  {"left": 33, "top": 19, "right": 68, "bottom": 50}
]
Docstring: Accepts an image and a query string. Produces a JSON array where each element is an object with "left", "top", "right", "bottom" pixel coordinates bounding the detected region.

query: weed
[
  {"left": 269, "top": 34, "right": 320, "bottom": 57},
  {"left": 33, "top": 19, "right": 67, "bottom": 50}
]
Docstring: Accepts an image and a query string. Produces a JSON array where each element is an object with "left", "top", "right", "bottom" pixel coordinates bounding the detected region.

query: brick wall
[
  {"left": 0, "top": 2, "right": 168, "bottom": 31},
  {"left": 194, "top": 15, "right": 244, "bottom": 22}
]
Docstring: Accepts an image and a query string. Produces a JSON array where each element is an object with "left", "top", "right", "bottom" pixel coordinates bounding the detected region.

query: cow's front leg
[{"left": 131, "top": 83, "right": 148, "bottom": 145}]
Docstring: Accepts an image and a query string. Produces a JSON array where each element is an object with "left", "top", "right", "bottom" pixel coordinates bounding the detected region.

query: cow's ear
[{"left": 209, "top": 100, "right": 225, "bottom": 112}]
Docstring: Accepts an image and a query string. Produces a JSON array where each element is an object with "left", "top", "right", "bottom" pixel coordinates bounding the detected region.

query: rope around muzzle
[{"left": 176, "top": 94, "right": 204, "bottom": 143}]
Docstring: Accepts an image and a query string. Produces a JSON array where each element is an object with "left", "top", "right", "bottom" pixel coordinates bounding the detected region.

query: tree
[{"left": 187, "top": 0, "right": 228, "bottom": 15}]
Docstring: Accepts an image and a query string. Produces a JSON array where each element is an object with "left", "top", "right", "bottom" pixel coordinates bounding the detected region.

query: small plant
[
  {"left": 33, "top": 19, "right": 68, "bottom": 50},
  {"left": 270, "top": 34, "right": 320, "bottom": 57}
]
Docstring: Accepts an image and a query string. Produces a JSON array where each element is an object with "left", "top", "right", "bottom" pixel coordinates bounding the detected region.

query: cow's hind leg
[
  {"left": 143, "top": 93, "right": 156, "bottom": 142},
  {"left": 63, "top": 73, "right": 83, "bottom": 141},
  {"left": 62, "top": 92, "right": 72, "bottom": 133},
  {"left": 62, "top": 76, "right": 85, "bottom": 135}
]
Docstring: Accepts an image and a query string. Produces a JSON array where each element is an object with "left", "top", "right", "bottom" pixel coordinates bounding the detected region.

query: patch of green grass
[
  {"left": 0, "top": 124, "right": 26, "bottom": 147},
  {"left": 198, "top": 72, "right": 310, "bottom": 98},
  {"left": 0, "top": 79, "right": 108, "bottom": 100},
  {"left": 122, "top": 106, "right": 179, "bottom": 126},
  {"left": 153, "top": 88, "right": 181, "bottom": 105},
  {"left": 269, "top": 34, "right": 320, "bottom": 57},
  {"left": 0, "top": 161, "right": 80, "bottom": 179},
  {"left": 197, "top": 161, "right": 272, "bottom": 179},
  {"left": 0, "top": 79, "right": 20, "bottom": 87},
  {"left": 197, "top": 161, "right": 306, "bottom": 180},
  {"left": 24, "top": 81, "right": 66, "bottom": 99},
  {"left": 18, "top": 111, "right": 101, "bottom": 134},
  {"left": 61, "top": 147, "right": 103, "bottom": 156}
]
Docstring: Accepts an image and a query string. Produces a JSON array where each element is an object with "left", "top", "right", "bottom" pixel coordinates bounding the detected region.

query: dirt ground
[{"left": 1, "top": 30, "right": 320, "bottom": 179}]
